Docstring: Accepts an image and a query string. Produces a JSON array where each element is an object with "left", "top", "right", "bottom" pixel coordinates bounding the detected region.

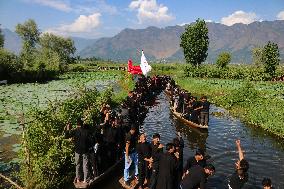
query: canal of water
[{"left": 100, "top": 91, "right": 284, "bottom": 189}]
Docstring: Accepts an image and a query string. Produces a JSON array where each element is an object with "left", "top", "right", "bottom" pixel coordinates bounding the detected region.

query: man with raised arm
[
  {"left": 65, "top": 118, "right": 91, "bottom": 184},
  {"left": 228, "top": 140, "right": 249, "bottom": 189}
]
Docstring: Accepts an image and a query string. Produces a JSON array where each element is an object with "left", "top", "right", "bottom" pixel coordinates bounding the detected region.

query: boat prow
[
  {"left": 74, "top": 158, "right": 123, "bottom": 188},
  {"left": 170, "top": 108, "right": 208, "bottom": 130},
  {"left": 118, "top": 177, "right": 138, "bottom": 189}
]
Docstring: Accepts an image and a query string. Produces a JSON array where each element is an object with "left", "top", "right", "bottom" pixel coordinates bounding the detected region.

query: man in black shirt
[
  {"left": 173, "top": 133, "right": 184, "bottom": 187},
  {"left": 156, "top": 143, "right": 179, "bottom": 189},
  {"left": 199, "top": 96, "right": 210, "bottom": 126},
  {"left": 228, "top": 140, "right": 249, "bottom": 189},
  {"left": 65, "top": 118, "right": 91, "bottom": 183},
  {"left": 103, "top": 117, "right": 120, "bottom": 168},
  {"left": 136, "top": 133, "right": 152, "bottom": 189},
  {"left": 180, "top": 164, "right": 215, "bottom": 189},
  {"left": 183, "top": 149, "right": 207, "bottom": 178},
  {"left": 149, "top": 133, "right": 163, "bottom": 189},
  {"left": 124, "top": 126, "right": 138, "bottom": 185}
]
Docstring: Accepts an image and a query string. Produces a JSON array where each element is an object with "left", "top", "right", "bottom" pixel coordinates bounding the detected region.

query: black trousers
[
  {"left": 150, "top": 163, "right": 159, "bottom": 189},
  {"left": 138, "top": 161, "right": 147, "bottom": 187}
]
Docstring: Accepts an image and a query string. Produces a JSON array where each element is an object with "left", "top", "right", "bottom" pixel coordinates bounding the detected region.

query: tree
[
  {"left": 252, "top": 47, "right": 264, "bottom": 67},
  {"left": 15, "top": 19, "right": 40, "bottom": 69},
  {"left": 40, "top": 33, "right": 76, "bottom": 70},
  {"left": 180, "top": 18, "right": 209, "bottom": 66},
  {"left": 0, "top": 26, "right": 4, "bottom": 48},
  {"left": 262, "top": 41, "right": 280, "bottom": 78},
  {"left": 0, "top": 49, "right": 22, "bottom": 79},
  {"left": 216, "top": 52, "right": 231, "bottom": 69}
]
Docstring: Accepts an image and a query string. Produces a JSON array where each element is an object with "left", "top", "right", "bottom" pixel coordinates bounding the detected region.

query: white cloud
[
  {"left": 221, "top": 10, "right": 259, "bottom": 26},
  {"left": 25, "top": 0, "right": 118, "bottom": 15},
  {"left": 129, "top": 0, "right": 174, "bottom": 24},
  {"left": 277, "top": 10, "right": 284, "bottom": 20},
  {"left": 46, "top": 13, "right": 101, "bottom": 35},
  {"left": 74, "top": 0, "right": 118, "bottom": 15},
  {"left": 205, "top": 19, "right": 213, "bottom": 23},
  {"left": 26, "top": 0, "right": 72, "bottom": 12},
  {"left": 178, "top": 22, "right": 190, "bottom": 26}
]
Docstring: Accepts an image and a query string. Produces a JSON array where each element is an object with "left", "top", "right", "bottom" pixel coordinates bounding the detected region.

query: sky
[{"left": 0, "top": 0, "right": 284, "bottom": 39}]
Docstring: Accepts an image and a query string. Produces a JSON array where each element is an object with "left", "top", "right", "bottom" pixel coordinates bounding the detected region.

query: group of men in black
[
  {"left": 65, "top": 75, "right": 273, "bottom": 189},
  {"left": 166, "top": 80, "right": 210, "bottom": 126},
  {"left": 64, "top": 75, "right": 170, "bottom": 185}
]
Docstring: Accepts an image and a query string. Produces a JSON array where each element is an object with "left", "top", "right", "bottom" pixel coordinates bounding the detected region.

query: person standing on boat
[
  {"left": 199, "top": 96, "right": 210, "bottom": 126},
  {"left": 65, "top": 118, "right": 91, "bottom": 183},
  {"left": 156, "top": 143, "right": 179, "bottom": 189},
  {"left": 104, "top": 116, "right": 120, "bottom": 168},
  {"left": 136, "top": 133, "right": 152, "bottom": 189},
  {"left": 228, "top": 140, "right": 249, "bottom": 189},
  {"left": 191, "top": 97, "right": 201, "bottom": 124},
  {"left": 124, "top": 125, "right": 139, "bottom": 186},
  {"left": 149, "top": 133, "right": 163, "bottom": 189}
]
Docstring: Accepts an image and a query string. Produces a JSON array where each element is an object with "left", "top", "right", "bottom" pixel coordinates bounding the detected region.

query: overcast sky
[{"left": 1, "top": 0, "right": 284, "bottom": 38}]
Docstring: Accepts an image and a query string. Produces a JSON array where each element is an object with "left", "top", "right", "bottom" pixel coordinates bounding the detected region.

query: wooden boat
[
  {"left": 74, "top": 158, "right": 124, "bottom": 188},
  {"left": 170, "top": 107, "right": 208, "bottom": 130},
  {"left": 118, "top": 176, "right": 138, "bottom": 189}
]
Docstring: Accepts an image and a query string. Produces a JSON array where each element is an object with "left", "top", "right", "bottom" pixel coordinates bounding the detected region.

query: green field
[{"left": 0, "top": 71, "right": 124, "bottom": 167}]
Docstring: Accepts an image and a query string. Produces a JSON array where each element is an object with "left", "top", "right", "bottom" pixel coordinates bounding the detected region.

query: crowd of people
[
  {"left": 165, "top": 80, "right": 210, "bottom": 127},
  {"left": 64, "top": 75, "right": 274, "bottom": 189},
  {"left": 64, "top": 75, "right": 170, "bottom": 184}
]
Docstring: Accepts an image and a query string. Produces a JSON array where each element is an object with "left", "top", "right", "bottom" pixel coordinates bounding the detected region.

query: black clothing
[
  {"left": 176, "top": 138, "right": 184, "bottom": 186},
  {"left": 156, "top": 152, "right": 178, "bottom": 189},
  {"left": 150, "top": 143, "right": 163, "bottom": 189},
  {"left": 151, "top": 143, "right": 163, "bottom": 162},
  {"left": 104, "top": 125, "right": 120, "bottom": 144},
  {"left": 180, "top": 165, "right": 206, "bottom": 189},
  {"left": 200, "top": 101, "right": 210, "bottom": 113},
  {"left": 228, "top": 171, "right": 248, "bottom": 189},
  {"left": 137, "top": 142, "right": 152, "bottom": 187},
  {"left": 137, "top": 141, "right": 152, "bottom": 162},
  {"left": 191, "top": 101, "right": 200, "bottom": 123},
  {"left": 125, "top": 132, "right": 137, "bottom": 152},
  {"left": 65, "top": 127, "right": 91, "bottom": 154},
  {"left": 184, "top": 156, "right": 207, "bottom": 173}
]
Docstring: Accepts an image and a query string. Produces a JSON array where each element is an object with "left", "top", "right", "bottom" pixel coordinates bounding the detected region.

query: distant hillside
[
  {"left": 3, "top": 29, "right": 22, "bottom": 54},
  {"left": 71, "top": 37, "right": 97, "bottom": 55},
  {"left": 80, "top": 20, "right": 284, "bottom": 63},
  {"left": 2, "top": 29, "right": 96, "bottom": 55}
]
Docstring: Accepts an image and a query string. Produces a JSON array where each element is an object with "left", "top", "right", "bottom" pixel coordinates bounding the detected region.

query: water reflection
[{"left": 141, "top": 92, "right": 284, "bottom": 189}]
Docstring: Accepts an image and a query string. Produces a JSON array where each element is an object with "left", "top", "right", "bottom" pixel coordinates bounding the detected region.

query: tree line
[
  {"left": 180, "top": 19, "right": 281, "bottom": 80},
  {"left": 0, "top": 19, "right": 76, "bottom": 82}
]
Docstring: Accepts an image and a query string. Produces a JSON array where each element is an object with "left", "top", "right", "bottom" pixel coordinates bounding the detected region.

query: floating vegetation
[
  {"left": 0, "top": 71, "right": 125, "bottom": 166},
  {"left": 211, "top": 111, "right": 225, "bottom": 117}
]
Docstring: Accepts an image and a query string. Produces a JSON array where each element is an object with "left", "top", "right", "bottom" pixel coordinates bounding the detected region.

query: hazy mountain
[
  {"left": 71, "top": 37, "right": 97, "bottom": 55},
  {"left": 80, "top": 20, "right": 284, "bottom": 63},
  {"left": 2, "top": 29, "right": 96, "bottom": 55},
  {"left": 3, "top": 29, "right": 22, "bottom": 54}
]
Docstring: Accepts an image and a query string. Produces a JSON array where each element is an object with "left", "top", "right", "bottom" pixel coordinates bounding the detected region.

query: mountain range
[
  {"left": 2, "top": 29, "right": 96, "bottom": 56},
  {"left": 3, "top": 20, "right": 284, "bottom": 63}
]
